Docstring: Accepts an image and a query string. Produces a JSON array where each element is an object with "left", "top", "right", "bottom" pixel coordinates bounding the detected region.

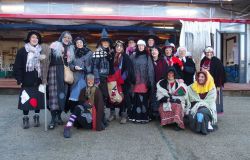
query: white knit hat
[{"left": 137, "top": 39, "right": 146, "bottom": 46}]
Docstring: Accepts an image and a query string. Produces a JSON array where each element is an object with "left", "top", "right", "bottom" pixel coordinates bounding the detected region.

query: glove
[
  {"left": 121, "top": 71, "right": 128, "bottom": 80},
  {"left": 159, "top": 96, "right": 169, "bottom": 103}
]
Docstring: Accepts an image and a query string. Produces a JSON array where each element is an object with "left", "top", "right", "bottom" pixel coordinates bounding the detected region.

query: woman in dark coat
[
  {"left": 67, "top": 37, "right": 93, "bottom": 112},
  {"left": 128, "top": 40, "right": 155, "bottom": 123},
  {"left": 150, "top": 47, "right": 168, "bottom": 118},
  {"left": 107, "top": 40, "right": 135, "bottom": 124},
  {"left": 64, "top": 74, "right": 106, "bottom": 138},
  {"left": 13, "top": 31, "right": 44, "bottom": 129},
  {"left": 200, "top": 47, "right": 226, "bottom": 114},
  {"left": 162, "top": 41, "right": 184, "bottom": 79},
  {"left": 48, "top": 31, "right": 75, "bottom": 129},
  {"left": 177, "top": 46, "right": 196, "bottom": 86},
  {"left": 92, "top": 29, "right": 114, "bottom": 105}
]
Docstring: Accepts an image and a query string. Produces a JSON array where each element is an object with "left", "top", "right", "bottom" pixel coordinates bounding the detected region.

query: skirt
[
  {"left": 128, "top": 93, "right": 150, "bottom": 123},
  {"left": 159, "top": 103, "right": 185, "bottom": 129},
  {"left": 48, "top": 65, "right": 68, "bottom": 111},
  {"left": 18, "top": 86, "right": 45, "bottom": 111}
]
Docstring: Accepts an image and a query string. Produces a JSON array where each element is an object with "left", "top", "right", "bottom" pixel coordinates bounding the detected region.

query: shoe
[
  {"left": 108, "top": 112, "right": 116, "bottom": 122},
  {"left": 23, "top": 116, "right": 30, "bottom": 129},
  {"left": 63, "top": 126, "right": 71, "bottom": 138},
  {"left": 56, "top": 113, "right": 64, "bottom": 125},
  {"left": 48, "top": 119, "right": 56, "bottom": 130},
  {"left": 33, "top": 115, "right": 40, "bottom": 127},
  {"left": 120, "top": 117, "right": 127, "bottom": 124}
]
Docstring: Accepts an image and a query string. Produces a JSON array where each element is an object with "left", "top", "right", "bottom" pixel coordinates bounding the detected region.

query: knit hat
[
  {"left": 24, "top": 31, "right": 42, "bottom": 44},
  {"left": 137, "top": 39, "right": 146, "bottom": 46}
]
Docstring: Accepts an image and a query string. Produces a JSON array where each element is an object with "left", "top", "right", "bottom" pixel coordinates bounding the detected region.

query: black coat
[
  {"left": 13, "top": 47, "right": 41, "bottom": 87},
  {"left": 181, "top": 57, "right": 196, "bottom": 86},
  {"left": 111, "top": 53, "right": 136, "bottom": 93},
  {"left": 200, "top": 56, "right": 226, "bottom": 87}
]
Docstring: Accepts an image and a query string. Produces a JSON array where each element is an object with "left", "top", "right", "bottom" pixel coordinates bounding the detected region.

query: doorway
[{"left": 221, "top": 33, "right": 240, "bottom": 83}]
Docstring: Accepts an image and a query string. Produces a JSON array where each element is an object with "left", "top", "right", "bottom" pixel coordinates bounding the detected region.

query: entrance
[{"left": 222, "top": 33, "right": 240, "bottom": 83}]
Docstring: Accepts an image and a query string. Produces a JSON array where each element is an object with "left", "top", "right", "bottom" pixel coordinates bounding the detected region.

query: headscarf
[{"left": 191, "top": 71, "right": 215, "bottom": 94}]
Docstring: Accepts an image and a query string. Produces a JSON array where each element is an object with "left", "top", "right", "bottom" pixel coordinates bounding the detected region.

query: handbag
[
  {"left": 61, "top": 56, "right": 74, "bottom": 84},
  {"left": 107, "top": 70, "right": 124, "bottom": 105}
]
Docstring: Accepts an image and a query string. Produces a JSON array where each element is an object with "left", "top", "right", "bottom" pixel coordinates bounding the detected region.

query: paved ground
[{"left": 0, "top": 95, "right": 249, "bottom": 160}]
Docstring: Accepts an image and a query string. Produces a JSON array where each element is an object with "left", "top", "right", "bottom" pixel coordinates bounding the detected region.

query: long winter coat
[{"left": 13, "top": 47, "right": 42, "bottom": 87}]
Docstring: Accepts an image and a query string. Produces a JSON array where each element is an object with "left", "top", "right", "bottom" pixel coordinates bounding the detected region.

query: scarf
[
  {"left": 75, "top": 47, "right": 90, "bottom": 58},
  {"left": 191, "top": 71, "right": 215, "bottom": 94},
  {"left": 25, "top": 43, "right": 42, "bottom": 77},
  {"left": 50, "top": 41, "right": 75, "bottom": 63},
  {"left": 86, "top": 86, "right": 97, "bottom": 105}
]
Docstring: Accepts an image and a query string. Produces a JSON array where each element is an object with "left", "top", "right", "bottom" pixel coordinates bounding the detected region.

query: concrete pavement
[{"left": 0, "top": 95, "right": 249, "bottom": 160}]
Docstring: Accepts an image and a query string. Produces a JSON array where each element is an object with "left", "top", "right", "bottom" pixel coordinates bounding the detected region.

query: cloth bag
[
  {"left": 107, "top": 70, "right": 124, "bottom": 104},
  {"left": 61, "top": 56, "right": 74, "bottom": 84}
]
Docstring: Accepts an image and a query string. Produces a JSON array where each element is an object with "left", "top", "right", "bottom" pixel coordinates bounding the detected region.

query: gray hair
[
  {"left": 86, "top": 74, "right": 95, "bottom": 80},
  {"left": 176, "top": 46, "right": 187, "bottom": 56}
]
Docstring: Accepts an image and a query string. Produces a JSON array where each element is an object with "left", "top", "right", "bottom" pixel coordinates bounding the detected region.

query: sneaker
[{"left": 120, "top": 117, "right": 127, "bottom": 124}]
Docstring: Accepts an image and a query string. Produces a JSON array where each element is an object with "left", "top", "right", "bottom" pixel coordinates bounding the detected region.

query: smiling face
[
  {"left": 165, "top": 47, "right": 173, "bottom": 56},
  {"left": 115, "top": 43, "right": 124, "bottom": 53},
  {"left": 205, "top": 51, "right": 213, "bottom": 59},
  {"left": 151, "top": 48, "right": 159, "bottom": 59},
  {"left": 62, "top": 34, "right": 71, "bottom": 45},
  {"left": 148, "top": 38, "right": 155, "bottom": 47},
  {"left": 128, "top": 40, "right": 136, "bottom": 48},
  {"left": 101, "top": 41, "right": 110, "bottom": 48},
  {"left": 178, "top": 48, "right": 186, "bottom": 58},
  {"left": 76, "top": 40, "right": 84, "bottom": 49},
  {"left": 138, "top": 44, "right": 145, "bottom": 51},
  {"left": 198, "top": 72, "right": 206, "bottom": 85},
  {"left": 167, "top": 71, "right": 175, "bottom": 81},
  {"left": 29, "top": 34, "right": 39, "bottom": 46},
  {"left": 87, "top": 77, "right": 95, "bottom": 87}
]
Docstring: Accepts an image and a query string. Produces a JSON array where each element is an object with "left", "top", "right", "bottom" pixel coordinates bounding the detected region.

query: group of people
[{"left": 13, "top": 29, "right": 226, "bottom": 138}]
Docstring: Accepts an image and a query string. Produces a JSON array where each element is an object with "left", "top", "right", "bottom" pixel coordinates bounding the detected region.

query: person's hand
[
  {"left": 39, "top": 54, "right": 46, "bottom": 61},
  {"left": 217, "top": 87, "right": 220, "bottom": 91},
  {"left": 75, "top": 66, "right": 82, "bottom": 71},
  {"left": 181, "top": 66, "right": 184, "bottom": 70}
]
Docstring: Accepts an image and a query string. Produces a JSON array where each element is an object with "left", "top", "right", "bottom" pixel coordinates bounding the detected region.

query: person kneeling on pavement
[
  {"left": 186, "top": 71, "right": 218, "bottom": 135},
  {"left": 64, "top": 74, "right": 106, "bottom": 138}
]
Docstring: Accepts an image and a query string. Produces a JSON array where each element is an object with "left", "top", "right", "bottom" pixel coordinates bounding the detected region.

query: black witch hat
[
  {"left": 96, "top": 28, "right": 113, "bottom": 48},
  {"left": 144, "top": 30, "right": 159, "bottom": 46}
]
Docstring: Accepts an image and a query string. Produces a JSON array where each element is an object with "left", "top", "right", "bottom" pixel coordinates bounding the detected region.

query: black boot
[
  {"left": 56, "top": 111, "right": 64, "bottom": 125},
  {"left": 63, "top": 126, "right": 71, "bottom": 138},
  {"left": 23, "top": 116, "right": 29, "bottom": 129},
  {"left": 33, "top": 114, "right": 40, "bottom": 127},
  {"left": 48, "top": 111, "right": 57, "bottom": 130}
]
